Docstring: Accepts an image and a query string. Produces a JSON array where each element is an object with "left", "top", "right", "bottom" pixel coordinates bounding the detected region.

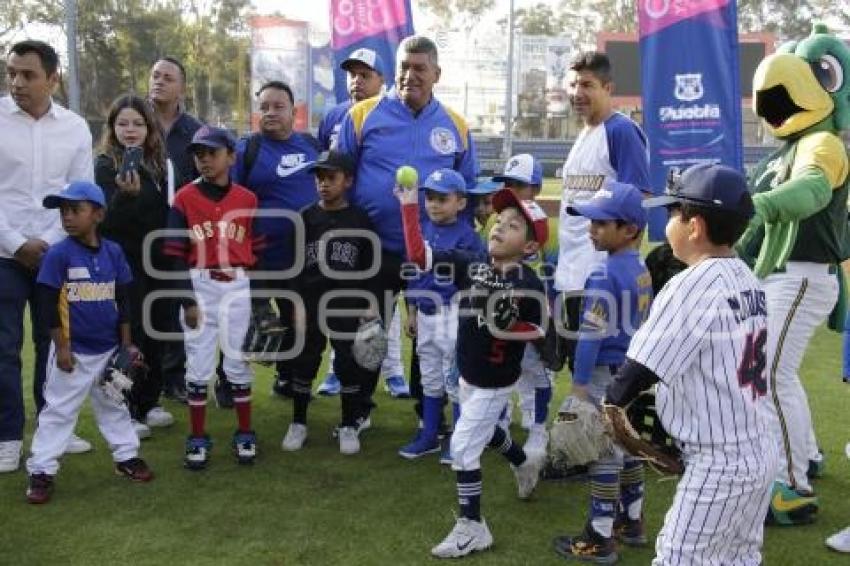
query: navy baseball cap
[
  {"left": 341, "top": 48, "right": 384, "bottom": 75},
  {"left": 643, "top": 163, "right": 755, "bottom": 218},
  {"left": 493, "top": 153, "right": 541, "bottom": 185},
  {"left": 468, "top": 177, "right": 503, "bottom": 195},
  {"left": 567, "top": 182, "right": 647, "bottom": 229},
  {"left": 421, "top": 168, "right": 467, "bottom": 195},
  {"left": 308, "top": 150, "right": 356, "bottom": 176},
  {"left": 43, "top": 181, "right": 106, "bottom": 209},
  {"left": 189, "top": 126, "right": 236, "bottom": 152}
]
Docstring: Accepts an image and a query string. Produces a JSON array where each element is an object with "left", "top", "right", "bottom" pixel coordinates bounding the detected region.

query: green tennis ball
[{"left": 396, "top": 166, "right": 418, "bottom": 189}]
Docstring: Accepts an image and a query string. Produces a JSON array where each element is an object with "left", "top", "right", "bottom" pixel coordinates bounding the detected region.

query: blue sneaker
[
  {"left": 399, "top": 434, "right": 440, "bottom": 459},
  {"left": 384, "top": 374, "right": 410, "bottom": 398},
  {"left": 316, "top": 373, "right": 341, "bottom": 396},
  {"left": 232, "top": 430, "right": 257, "bottom": 465},
  {"left": 184, "top": 435, "right": 212, "bottom": 471},
  {"left": 439, "top": 435, "right": 453, "bottom": 466}
]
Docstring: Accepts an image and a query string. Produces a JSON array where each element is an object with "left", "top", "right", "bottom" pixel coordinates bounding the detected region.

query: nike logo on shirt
[{"left": 276, "top": 153, "right": 309, "bottom": 178}]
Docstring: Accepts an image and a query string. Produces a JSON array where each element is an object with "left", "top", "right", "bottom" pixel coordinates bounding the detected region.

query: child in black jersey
[
  {"left": 281, "top": 150, "right": 379, "bottom": 456},
  {"left": 397, "top": 185, "right": 549, "bottom": 558}
]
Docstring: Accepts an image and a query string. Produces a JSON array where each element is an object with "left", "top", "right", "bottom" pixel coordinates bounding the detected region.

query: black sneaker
[
  {"left": 214, "top": 378, "right": 234, "bottom": 409},
  {"left": 26, "top": 473, "right": 54, "bottom": 504},
  {"left": 614, "top": 514, "right": 647, "bottom": 546},
  {"left": 553, "top": 525, "right": 618, "bottom": 564},
  {"left": 115, "top": 457, "right": 154, "bottom": 482}
]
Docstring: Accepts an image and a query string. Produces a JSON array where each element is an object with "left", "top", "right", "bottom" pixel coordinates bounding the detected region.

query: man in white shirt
[
  {"left": 554, "top": 51, "right": 650, "bottom": 367},
  {"left": 0, "top": 40, "right": 93, "bottom": 472}
]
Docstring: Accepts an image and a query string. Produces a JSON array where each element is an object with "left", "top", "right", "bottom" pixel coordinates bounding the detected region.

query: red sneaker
[
  {"left": 115, "top": 457, "right": 154, "bottom": 482},
  {"left": 26, "top": 473, "right": 54, "bottom": 504}
]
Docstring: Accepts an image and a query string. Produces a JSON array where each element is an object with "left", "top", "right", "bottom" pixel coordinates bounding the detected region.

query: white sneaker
[
  {"left": 145, "top": 406, "right": 174, "bottom": 428},
  {"left": 281, "top": 423, "right": 308, "bottom": 451},
  {"left": 431, "top": 517, "right": 493, "bottom": 558},
  {"left": 512, "top": 453, "right": 543, "bottom": 499},
  {"left": 64, "top": 434, "right": 92, "bottom": 454},
  {"left": 0, "top": 440, "right": 22, "bottom": 473},
  {"left": 132, "top": 419, "right": 151, "bottom": 440},
  {"left": 827, "top": 526, "right": 850, "bottom": 553},
  {"left": 523, "top": 426, "right": 549, "bottom": 457},
  {"left": 339, "top": 426, "right": 360, "bottom": 455}
]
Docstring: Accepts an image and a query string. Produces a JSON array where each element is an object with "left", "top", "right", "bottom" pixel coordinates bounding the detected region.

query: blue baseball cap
[
  {"left": 341, "top": 48, "right": 385, "bottom": 76},
  {"left": 493, "top": 153, "right": 541, "bottom": 185},
  {"left": 567, "top": 181, "right": 647, "bottom": 229},
  {"left": 421, "top": 168, "right": 467, "bottom": 195},
  {"left": 189, "top": 125, "right": 236, "bottom": 152},
  {"left": 468, "top": 178, "right": 503, "bottom": 195},
  {"left": 43, "top": 181, "right": 106, "bottom": 209},
  {"left": 643, "top": 163, "right": 755, "bottom": 218}
]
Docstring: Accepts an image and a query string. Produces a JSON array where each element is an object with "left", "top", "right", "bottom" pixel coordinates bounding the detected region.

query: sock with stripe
[
  {"left": 488, "top": 425, "right": 526, "bottom": 467},
  {"left": 457, "top": 469, "right": 483, "bottom": 521},
  {"left": 589, "top": 469, "right": 619, "bottom": 538},
  {"left": 231, "top": 382, "right": 252, "bottom": 433},
  {"left": 187, "top": 382, "right": 208, "bottom": 438},
  {"left": 620, "top": 459, "right": 645, "bottom": 520}
]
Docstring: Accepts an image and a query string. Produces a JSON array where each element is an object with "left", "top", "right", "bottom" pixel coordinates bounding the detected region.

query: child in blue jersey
[
  {"left": 552, "top": 182, "right": 653, "bottom": 563},
  {"left": 25, "top": 181, "right": 153, "bottom": 504},
  {"left": 400, "top": 169, "right": 487, "bottom": 459},
  {"left": 398, "top": 185, "right": 549, "bottom": 558}
]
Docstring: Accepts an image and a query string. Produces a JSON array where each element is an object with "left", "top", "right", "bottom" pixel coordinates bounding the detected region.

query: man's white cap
[
  {"left": 492, "top": 153, "right": 539, "bottom": 185},
  {"left": 341, "top": 48, "right": 384, "bottom": 75}
]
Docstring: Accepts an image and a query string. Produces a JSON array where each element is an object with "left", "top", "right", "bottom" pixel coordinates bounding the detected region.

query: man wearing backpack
[{"left": 220, "top": 81, "right": 321, "bottom": 404}]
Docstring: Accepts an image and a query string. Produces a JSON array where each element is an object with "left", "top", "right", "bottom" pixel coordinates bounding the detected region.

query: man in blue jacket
[{"left": 336, "top": 35, "right": 478, "bottom": 427}]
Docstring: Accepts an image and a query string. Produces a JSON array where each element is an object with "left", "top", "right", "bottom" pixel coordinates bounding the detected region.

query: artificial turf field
[{"left": 2, "top": 184, "right": 849, "bottom": 564}]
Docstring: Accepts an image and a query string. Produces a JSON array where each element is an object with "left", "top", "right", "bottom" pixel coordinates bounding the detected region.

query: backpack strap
[{"left": 241, "top": 132, "right": 263, "bottom": 183}]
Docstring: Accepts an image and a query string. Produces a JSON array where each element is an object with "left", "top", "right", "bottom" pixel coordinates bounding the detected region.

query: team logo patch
[
  {"left": 674, "top": 73, "right": 704, "bottom": 102},
  {"left": 277, "top": 153, "right": 309, "bottom": 178},
  {"left": 67, "top": 267, "right": 91, "bottom": 280},
  {"left": 430, "top": 127, "right": 457, "bottom": 155}
]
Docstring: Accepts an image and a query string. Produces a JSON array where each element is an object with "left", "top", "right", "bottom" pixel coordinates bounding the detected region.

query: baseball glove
[
  {"left": 352, "top": 317, "right": 388, "bottom": 371},
  {"left": 469, "top": 263, "right": 518, "bottom": 331},
  {"left": 645, "top": 242, "right": 687, "bottom": 296},
  {"left": 243, "top": 302, "right": 287, "bottom": 366},
  {"left": 100, "top": 345, "right": 146, "bottom": 406},
  {"left": 603, "top": 391, "right": 684, "bottom": 475},
  {"left": 548, "top": 395, "right": 613, "bottom": 467}
]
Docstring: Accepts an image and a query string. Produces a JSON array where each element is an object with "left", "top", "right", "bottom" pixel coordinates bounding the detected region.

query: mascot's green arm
[{"left": 752, "top": 166, "right": 833, "bottom": 225}]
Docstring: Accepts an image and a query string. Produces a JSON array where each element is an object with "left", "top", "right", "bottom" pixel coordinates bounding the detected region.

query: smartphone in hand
[{"left": 119, "top": 146, "right": 143, "bottom": 179}]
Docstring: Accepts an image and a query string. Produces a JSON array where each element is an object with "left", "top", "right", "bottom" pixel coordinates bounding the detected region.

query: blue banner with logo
[
  {"left": 639, "top": 1, "right": 742, "bottom": 241},
  {"left": 330, "top": 0, "right": 415, "bottom": 102}
]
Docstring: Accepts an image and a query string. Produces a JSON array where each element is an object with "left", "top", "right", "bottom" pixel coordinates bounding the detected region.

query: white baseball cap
[
  {"left": 493, "top": 153, "right": 541, "bottom": 185},
  {"left": 341, "top": 48, "right": 384, "bottom": 75}
]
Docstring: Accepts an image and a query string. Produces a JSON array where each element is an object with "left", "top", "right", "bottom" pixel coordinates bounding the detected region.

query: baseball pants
[
  {"left": 27, "top": 345, "right": 140, "bottom": 475},
  {"left": 416, "top": 305, "right": 459, "bottom": 400},
  {"left": 762, "top": 263, "right": 837, "bottom": 492},
  {"left": 451, "top": 378, "right": 514, "bottom": 471},
  {"left": 653, "top": 441, "right": 777, "bottom": 565},
  {"left": 182, "top": 270, "right": 253, "bottom": 386}
]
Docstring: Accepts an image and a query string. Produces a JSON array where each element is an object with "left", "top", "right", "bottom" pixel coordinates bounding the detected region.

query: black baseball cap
[
  {"left": 643, "top": 163, "right": 755, "bottom": 218},
  {"left": 308, "top": 150, "right": 356, "bottom": 176}
]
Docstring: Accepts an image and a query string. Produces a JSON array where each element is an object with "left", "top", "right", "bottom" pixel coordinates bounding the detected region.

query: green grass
[{"left": 1, "top": 319, "right": 849, "bottom": 564}]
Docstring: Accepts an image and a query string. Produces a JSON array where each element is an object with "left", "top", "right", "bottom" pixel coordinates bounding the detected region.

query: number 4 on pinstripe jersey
[{"left": 738, "top": 329, "right": 767, "bottom": 400}]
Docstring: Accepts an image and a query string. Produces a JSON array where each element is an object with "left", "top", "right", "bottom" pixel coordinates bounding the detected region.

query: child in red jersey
[{"left": 163, "top": 126, "right": 264, "bottom": 470}]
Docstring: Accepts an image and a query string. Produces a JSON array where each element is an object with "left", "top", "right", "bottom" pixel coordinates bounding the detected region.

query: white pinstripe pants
[{"left": 653, "top": 441, "right": 777, "bottom": 565}]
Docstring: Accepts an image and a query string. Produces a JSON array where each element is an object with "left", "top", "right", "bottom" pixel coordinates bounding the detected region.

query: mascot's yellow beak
[{"left": 753, "top": 53, "right": 834, "bottom": 138}]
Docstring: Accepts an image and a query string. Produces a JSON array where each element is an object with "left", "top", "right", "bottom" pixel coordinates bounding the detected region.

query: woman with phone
[{"left": 95, "top": 95, "right": 173, "bottom": 438}]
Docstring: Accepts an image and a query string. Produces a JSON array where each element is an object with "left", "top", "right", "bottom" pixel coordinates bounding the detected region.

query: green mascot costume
[{"left": 737, "top": 23, "right": 850, "bottom": 526}]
